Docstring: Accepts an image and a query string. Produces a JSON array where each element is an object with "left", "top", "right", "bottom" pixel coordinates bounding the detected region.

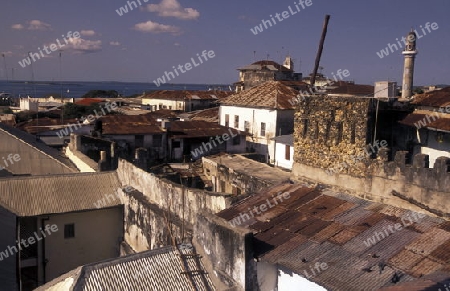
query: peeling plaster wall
[
  {"left": 194, "top": 211, "right": 257, "bottom": 291},
  {"left": 116, "top": 159, "right": 234, "bottom": 252}
]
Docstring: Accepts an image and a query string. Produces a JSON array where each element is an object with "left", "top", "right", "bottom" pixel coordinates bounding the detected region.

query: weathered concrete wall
[
  {"left": 65, "top": 146, "right": 97, "bottom": 172},
  {"left": 292, "top": 149, "right": 450, "bottom": 217},
  {"left": 116, "top": 159, "right": 234, "bottom": 237},
  {"left": 294, "top": 96, "right": 373, "bottom": 177},
  {"left": 202, "top": 157, "right": 282, "bottom": 195},
  {"left": 194, "top": 211, "right": 257, "bottom": 291},
  {"left": 121, "top": 187, "right": 187, "bottom": 251}
]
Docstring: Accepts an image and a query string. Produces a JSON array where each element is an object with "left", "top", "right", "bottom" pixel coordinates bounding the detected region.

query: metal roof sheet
[{"left": 0, "top": 172, "right": 122, "bottom": 216}]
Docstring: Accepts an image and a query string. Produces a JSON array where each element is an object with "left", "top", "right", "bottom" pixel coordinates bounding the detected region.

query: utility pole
[{"left": 310, "top": 15, "right": 330, "bottom": 88}]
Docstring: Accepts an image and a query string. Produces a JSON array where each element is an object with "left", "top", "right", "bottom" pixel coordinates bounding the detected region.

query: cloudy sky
[{"left": 1, "top": 0, "right": 449, "bottom": 85}]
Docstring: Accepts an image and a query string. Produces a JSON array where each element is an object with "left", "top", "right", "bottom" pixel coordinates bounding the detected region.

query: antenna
[
  {"left": 59, "top": 50, "right": 64, "bottom": 123},
  {"left": 2, "top": 54, "right": 8, "bottom": 82},
  {"left": 253, "top": 51, "right": 256, "bottom": 62}
]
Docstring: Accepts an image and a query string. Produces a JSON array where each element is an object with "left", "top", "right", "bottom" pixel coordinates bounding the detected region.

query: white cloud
[
  {"left": 134, "top": 21, "right": 181, "bottom": 35},
  {"left": 80, "top": 30, "right": 96, "bottom": 36},
  {"left": 11, "top": 24, "right": 24, "bottom": 30},
  {"left": 109, "top": 41, "right": 120, "bottom": 46},
  {"left": 174, "top": 42, "right": 181, "bottom": 47},
  {"left": 65, "top": 37, "right": 102, "bottom": 53},
  {"left": 28, "top": 20, "right": 52, "bottom": 31},
  {"left": 145, "top": 0, "right": 199, "bottom": 20}
]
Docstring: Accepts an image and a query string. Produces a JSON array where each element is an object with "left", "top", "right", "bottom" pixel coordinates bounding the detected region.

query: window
[
  {"left": 244, "top": 121, "right": 250, "bottom": 133},
  {"left": 153, "top": 134, "right": 162, "bottom": 147},
  {"left": 234, "top": 115, "right": 239, "bottom": 128},
  {"left": 232, "top": 135, "right": 241, "bottom": 145},
  {"left": 350, "top": 122, "right": 356, "bottom": 144},
  {"left": 225, "top": 114, "right": 229, "bottom": 127},
  {"left": 285, "top": 145, "right": 291, "bottom": 160},
  {"left": 335, "top": 122, "right": 343, "bottom": 145},
  {"left": 64, "top": 224, "right": 75, "bottom": 239},
  {"left": 260, "top": 122, "right": 266, "bottom": 137},
  {"left": 135, "top": 135, "right": 144, "bottom": 148},
  {"left": 173, "top": 141, "right": 181, "bottom": 148},
  {"left": 302, "top": 119, "right": 308, "bottom": 138}
]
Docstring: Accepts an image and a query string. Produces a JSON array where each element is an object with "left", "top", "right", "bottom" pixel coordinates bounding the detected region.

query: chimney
[{"left": 283, "top": 56, "right": 294, "bottom": 71}]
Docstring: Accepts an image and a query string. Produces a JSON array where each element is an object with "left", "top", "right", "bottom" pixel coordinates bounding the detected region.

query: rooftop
[
  {"left": 327, "top": 82, "right": 375, "bottom": 96},
  {"left": 36, "top": 244, "right": 216, "bottom": 291},
  {"left": 412, "top": 87, "right": 450, "bottom": 107},
  {"left": 273, "top": 134, "right": 294, "bottom": 146},
  {"left": 238, "top": 60, "right": 293, "bottom": 72},
  {"left": 203, "top": 154, "right": 291, "bottom": 185},
  {"left": 179, "top": 107, "right": 219, "bottom": 123},
  {"left": 0, "top": 171, "right": 122, "bottom": 216},
  {"left": 169, "top": 120, "right": 244, "bottom": 139},
  {"left": 100, "top": 114, "right": 165, "bottom": 135},
  {"left": 0, "top": 123, "right": 78, "bottom": 175},
  {"left": 220, "top": 81, "right": 298, "bottom": 110},
  {"left": 399, "top": 110, "right": 450, "bottom": 132},
  {"left": 142, "top": 90, "right": 232, "bottom": 101},
  {"left": 217, "top": 183, "right": 450, "bottom": 291}
]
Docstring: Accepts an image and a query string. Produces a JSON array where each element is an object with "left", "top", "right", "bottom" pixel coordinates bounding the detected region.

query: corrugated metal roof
[
  {"left": 220, "top": 81, "right": 298, "bottom": 110},
  {"left": 100, "top": 114, "right": 165, "bottom": 135},
  {"left": 169, "top": 120, "right": 244, "bottom": 139},
  {"left": 0, "top": 123, "right": 78, "bottom": 175},
  {"left": 216, "top": 183, "right": 450, "bottom": 290},
  {"left": 0, "top": 172, "right": 122, "bottom": 216},
  {"left": 37, "top": 245, "right": 215, "bottom": 291}
]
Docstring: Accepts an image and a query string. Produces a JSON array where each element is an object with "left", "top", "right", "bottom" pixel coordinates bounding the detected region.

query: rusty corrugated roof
[
  {"left": 100, "top": 114, "right": 164, "bottom": 135},
  {"left": 412, "top": 87, "right": 450, "bottom": 107},
  {"left": 169, "top": 120, "right": 244, "bottom": 139},
  {"left": 216, "top": 183, "right": 450, "bottom": 291}
]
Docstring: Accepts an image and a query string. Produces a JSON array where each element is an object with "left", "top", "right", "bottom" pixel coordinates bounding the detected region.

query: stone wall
[
  {"left": 294, "top": 96, "right": 374, "bottom": 176},
  {"left": 292, "top": 149, "right": 450, "bottom": 217}
]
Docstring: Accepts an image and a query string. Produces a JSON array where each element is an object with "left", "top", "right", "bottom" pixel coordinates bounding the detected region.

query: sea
[{"left": 0, "top": 80, "right": 232, "bottom": 98}]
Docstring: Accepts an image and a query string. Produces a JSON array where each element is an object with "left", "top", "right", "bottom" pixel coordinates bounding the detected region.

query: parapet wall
[
  {"left": 292, "top": 149, "right": 450, "bottom": 217},
  {"left": 116, "top": 159, "right": 233, "bottom": 228}
]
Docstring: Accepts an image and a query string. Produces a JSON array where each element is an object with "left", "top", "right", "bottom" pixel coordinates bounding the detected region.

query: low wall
[
  {"left": 292, "top": 149, "right": 450, "bottom": 217},
  {"left": 116, "top": 159, "right": 234, "bottom": 230}
]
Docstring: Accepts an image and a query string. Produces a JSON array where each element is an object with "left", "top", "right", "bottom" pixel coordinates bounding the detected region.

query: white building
[
  {"left": 219, "top": 81, "right": 298, "bottom": 164},
  {"left": 141, "top": 90, "right": 231, "bottom": 112},
  {"left": 399, "top": 87, "right": 450, "bottom": 166},
  {"left": 273, "top": 134, "right": 294, "bottom": 170}
]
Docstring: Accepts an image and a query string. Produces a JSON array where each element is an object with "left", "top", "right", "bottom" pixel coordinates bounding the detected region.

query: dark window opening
[
  {"left": 285, "top": 144, "right": 291, "bottom": 160},
  {"left": 64, "top": 224, "right": 75, "bottom": 239}
]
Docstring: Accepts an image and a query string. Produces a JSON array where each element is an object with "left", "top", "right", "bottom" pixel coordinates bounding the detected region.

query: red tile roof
[
  {"left": 220, "top": 81, "right": 298, "bottom": 110},
  {"left": 412, "top": 87, "right": 450, "bottom": 107},
  {"left": 75, "top": 98, "right": 104, "bottom": 106},
  {"left": 143, "top": 90, "right": 232, "bottom": 101}
]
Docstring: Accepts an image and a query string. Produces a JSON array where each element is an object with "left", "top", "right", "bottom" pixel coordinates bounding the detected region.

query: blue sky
[{"left": 1, "top": 0, "right": 449, "bottom": 85}]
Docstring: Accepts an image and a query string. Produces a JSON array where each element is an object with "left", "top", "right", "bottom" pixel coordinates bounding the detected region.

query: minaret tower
[{"left": 401, "top": 29, "right": 418, "bottom": 99}]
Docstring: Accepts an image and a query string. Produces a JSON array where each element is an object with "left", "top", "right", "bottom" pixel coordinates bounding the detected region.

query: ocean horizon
[{"left": 0, "top": 80, "right": 233, "bottom": 98}]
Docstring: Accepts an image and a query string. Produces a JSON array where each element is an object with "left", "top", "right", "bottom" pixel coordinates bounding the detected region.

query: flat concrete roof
[{"left": 204, "top": 154, "right": 291, "bottom": 185}]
